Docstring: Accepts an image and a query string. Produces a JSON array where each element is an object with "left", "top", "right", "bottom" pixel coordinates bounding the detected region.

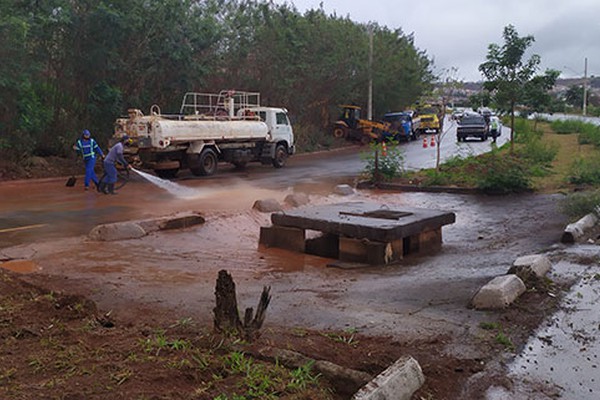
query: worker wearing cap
[
  {"left": 101, "top": 135, "right": 131, "bottom": 195},
  {"left": 73, "top": 129, "right": 104, "bottom": 191}
]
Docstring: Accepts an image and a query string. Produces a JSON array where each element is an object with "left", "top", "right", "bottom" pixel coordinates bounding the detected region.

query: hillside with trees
[{"left": 0, "top": 0, "right": 434, "bottom": 163}]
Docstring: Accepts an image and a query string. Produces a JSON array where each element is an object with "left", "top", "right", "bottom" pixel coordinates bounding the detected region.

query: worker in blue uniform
[
  {"left": 101, "top": 135, "right": 131, "bottom": 195},
  {"left": 73, "top": 129, "right": 104, "bottom": 191}
]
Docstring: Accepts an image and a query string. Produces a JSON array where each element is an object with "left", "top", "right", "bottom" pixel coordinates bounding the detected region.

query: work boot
[{"left": 108, "top": 183, "right": 117, "bottom": 195}]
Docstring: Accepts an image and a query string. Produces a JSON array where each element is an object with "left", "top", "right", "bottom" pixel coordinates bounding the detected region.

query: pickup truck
[{"left": 457, "top": 113, "right": 489, "bottom": 142}]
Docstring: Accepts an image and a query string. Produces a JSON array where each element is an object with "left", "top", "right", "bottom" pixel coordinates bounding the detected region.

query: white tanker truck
[{"left": 113, "top": 90, "right": 295, "bottom": 178}]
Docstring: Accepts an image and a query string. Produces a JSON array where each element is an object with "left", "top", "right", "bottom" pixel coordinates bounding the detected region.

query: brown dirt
[{"left": 0, "top": 156, "right": 78, "bottom": 182}]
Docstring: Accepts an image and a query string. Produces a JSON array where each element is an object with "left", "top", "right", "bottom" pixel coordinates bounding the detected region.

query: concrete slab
[
  {"left": 351, "top": 356, "right": 424, "bottom": 400},
  {"left": 472, "top": 274, "right": 526, "bottom": 310},
  {"left": 271, "top": 202, "right": 455, "bottom": 243}
]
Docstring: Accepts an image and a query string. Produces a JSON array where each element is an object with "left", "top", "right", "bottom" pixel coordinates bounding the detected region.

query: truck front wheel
[
  {"left": 190, "top": 148, "right": 218, "bottom": 176},
  {"left": 272, "top": 144, "right": 288, "bottom": 168},
  {"left": 333, "top": 126, "right": 347, "bottom": 139}
]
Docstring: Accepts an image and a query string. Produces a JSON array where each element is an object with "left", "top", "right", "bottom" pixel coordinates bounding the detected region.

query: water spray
[{"left": 131, "top": 168, "right": 204, "bottom": 199}]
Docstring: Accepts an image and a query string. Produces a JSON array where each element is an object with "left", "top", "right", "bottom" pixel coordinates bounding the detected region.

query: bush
[
  {"left": 361, "top": 141, "right": 405, "bottom": 181},
  {"left": 517, "top": 137, "right": 558, "bottom": 167},
  {"left": 567, "top": 156, "right": 600, "bottom": 185},
  {"left": 513, "top": 118, "right": 541, "bottom": 143},
  {"left": 559, "top": 189, "right": 600, "bottom": 220},
  {"left": 475, "top": 154, "right": 531, "bottom": 194}
]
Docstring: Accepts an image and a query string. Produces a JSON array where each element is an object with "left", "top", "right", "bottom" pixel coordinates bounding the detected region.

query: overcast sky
[{"left": 272, "top": 0, "right": 600, "bottom": 82}]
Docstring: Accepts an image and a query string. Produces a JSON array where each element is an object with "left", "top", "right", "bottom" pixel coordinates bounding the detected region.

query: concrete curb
[
  {"left": 472, "top": 274, "right": 527, "bottom": 310},
  {"left": 89, "top": 212, "right": 205, "bottom": 241},
  {"left": 356, "top": 181, "right": 479, "bottom": 194},
  {"left": 351, "top": 356, "right": 425, "bottom": 400},
  {"left": 561, "top": 213, "right": 598, "bottom": 243}
]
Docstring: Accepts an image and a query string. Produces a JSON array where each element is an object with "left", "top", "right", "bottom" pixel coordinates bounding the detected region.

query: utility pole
[
  {"left": 583, "top": 57, "right": 588, "bottom": 116},
  {"left": 367, "top": 25, "right": 373, "bottom": 121}
]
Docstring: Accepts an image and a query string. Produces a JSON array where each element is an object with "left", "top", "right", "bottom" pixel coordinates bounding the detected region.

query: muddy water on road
[
  {"left": 9, "top": 190, "right": 567, "bottom": 340},
  {"left": 0, "top": 177, "right": 296, "bottom": 248}
]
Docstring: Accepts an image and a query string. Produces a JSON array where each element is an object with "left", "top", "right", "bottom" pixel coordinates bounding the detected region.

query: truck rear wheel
[
  {"left": 272, "top": 144, "right": 287, "bottom": 168},
  {"left": 190, "top": 148, "right": 218, "bottom": 176},
  {"left": 155, "top": 168, "right": 179, "bottom": 179}
]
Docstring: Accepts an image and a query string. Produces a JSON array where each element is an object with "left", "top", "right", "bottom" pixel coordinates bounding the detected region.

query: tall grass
[
  {"left": 550, "top": 120, "right": 600, "bottom": 147},
  {"left": 559, "top": 189, "right": 600, "bottom": 220},
  {"left": 567, "top": 155, "right": 600, "bottom": 185}
]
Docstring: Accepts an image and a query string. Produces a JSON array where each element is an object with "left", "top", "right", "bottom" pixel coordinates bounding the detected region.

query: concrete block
[
  {"left": 89, "top": 222, "right": 146, "bottom": 241},
  {"left": 306, "top": 233, "right": 339, "bottom": 258},
  {"left": 334, "top": 184, "right": 355, "bottom": 196},
  {"left": 339, "top": 237, "right": 399, "bottom": 265},
  {"left": 259, "top": 225, "right": 305, "bottom": 252},
  {"left": 472, "top": 274, "right": 526, "bottom": 310},
  {"left": 352, "top": 356, "right": 425, "bottom": 400},
  {"left": 284, "top": 193, "right": 310, "bottom": 207},
  {"left": 562, "top": 213, "right": 598, "bottom": 243},
  {"left": 253, "top": 198, "right": 283, "bottom": 213},
  {"left": 511, "top": 254, "right": 551, "bottom": 278},
  {"left": 417, "top": 228, "right": 442, "bottom": 253},
  {"left": 158, "top": 214, "right": 205, "bottom": 230}
]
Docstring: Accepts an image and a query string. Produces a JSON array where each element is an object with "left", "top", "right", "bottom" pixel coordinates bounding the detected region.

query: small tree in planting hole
[{"left": 479, "top": 25, "right": 555, "bottom": 153}]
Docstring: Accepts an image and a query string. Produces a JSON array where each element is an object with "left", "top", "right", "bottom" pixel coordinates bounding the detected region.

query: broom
[{"left": 66, "top": 143, "right": 79, "bottom": 187}]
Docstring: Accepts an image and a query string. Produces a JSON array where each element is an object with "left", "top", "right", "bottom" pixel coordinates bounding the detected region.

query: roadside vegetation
[{"left": 363, "top": 118, "right": 600, "bottom": 202}]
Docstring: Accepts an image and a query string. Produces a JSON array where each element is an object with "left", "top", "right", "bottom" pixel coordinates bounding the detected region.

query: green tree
[
  {"left": 479, "top": 24, "right": 541, "bottom": 153},
  {"left": 565, "top": 85, "right": 585, "bottom": 109}
]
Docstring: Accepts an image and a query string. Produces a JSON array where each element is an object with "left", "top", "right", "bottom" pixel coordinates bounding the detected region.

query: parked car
[{"left": 457, "top": 113, "right": 489, "bottom": 142}]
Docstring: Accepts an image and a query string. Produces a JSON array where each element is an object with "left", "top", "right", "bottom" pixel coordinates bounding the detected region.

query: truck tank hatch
[{"left": 339, "top": 210, "right": 413, "bottom": 220}]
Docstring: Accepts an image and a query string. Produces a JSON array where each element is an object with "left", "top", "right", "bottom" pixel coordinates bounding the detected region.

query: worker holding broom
[{"left": 73, "top": 129, "right": 104, "bottom": 191}]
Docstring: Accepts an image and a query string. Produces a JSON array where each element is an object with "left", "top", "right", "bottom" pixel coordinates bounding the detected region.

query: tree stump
[{"left": 213, "top": 269, "right": 271, "bottom": 342}]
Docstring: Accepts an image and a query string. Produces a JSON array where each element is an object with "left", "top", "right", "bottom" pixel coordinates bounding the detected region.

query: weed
[
  {"left": 170, "top": 317, "right": 195, "bottom": 328},
  {"left": 0, "top": 367, "right": 17, "bottom": 384},
  {"left": 495, "top": 332, "right": 514, "bottom": 350},
  {"left": 479, "top": 322, "right": 501, "bottom": 331},
  {"left": 110, "top": 369, "right": 133, "bottom": 385},
  {"left": 288, "top": 361, "right": 320, "bottom": 391},
  {"left": 139, "top": 330, "right": 191, "bottom": 356},
  {"left": 223, "top": 351, "right": 253, "bottom": 374},
  {"left": 322, "top": 328, "right": 360, "bottom": 346}
]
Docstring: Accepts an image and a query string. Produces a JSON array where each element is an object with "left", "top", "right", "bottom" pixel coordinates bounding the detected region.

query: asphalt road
[{"left": 0, "top": 118, "right": 509, "bottom": 248}]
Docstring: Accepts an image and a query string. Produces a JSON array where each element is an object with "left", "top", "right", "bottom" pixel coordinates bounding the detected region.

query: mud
[{"left": 2, "top": 190, "right": 566, "bottom": 339}]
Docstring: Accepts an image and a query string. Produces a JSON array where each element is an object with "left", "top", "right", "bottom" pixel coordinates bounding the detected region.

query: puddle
[
  {"left": 0, "top": 259, "right": 40, "bottom": 273},
  {"left": 506, "top": 263, "right": 600, "bottom": 398}
]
